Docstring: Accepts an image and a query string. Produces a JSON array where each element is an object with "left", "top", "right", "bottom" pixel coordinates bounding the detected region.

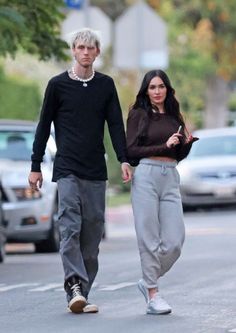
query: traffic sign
[
  {"left": 64, "top": 0, "right": 84, "bottom": 9},
  {"left": 114, "top": 1, "right": 168, "bottom": 70}
]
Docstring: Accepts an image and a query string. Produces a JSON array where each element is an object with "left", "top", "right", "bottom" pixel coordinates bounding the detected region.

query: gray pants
[
  {"left": 131, "top": 159, "right": 185, "bottom": 289},
  {"left": 57, "top": 174, "right": 106, "bottom": 298}
]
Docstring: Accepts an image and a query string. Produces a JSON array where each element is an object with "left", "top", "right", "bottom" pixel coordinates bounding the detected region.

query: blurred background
[
  {"left": 0, "top": 0, "right": 236, "bottom": 210},
  {"left": 1, "top": 4, "right": 236, "bottom": 329},
  {"left": 0, "top": 0, "right": 236, "bottom": 197}
]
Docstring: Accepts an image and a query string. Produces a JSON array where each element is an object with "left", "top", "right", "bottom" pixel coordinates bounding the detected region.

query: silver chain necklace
[{"left": 71, "top": 67, "right": 95, "bottom": 87}]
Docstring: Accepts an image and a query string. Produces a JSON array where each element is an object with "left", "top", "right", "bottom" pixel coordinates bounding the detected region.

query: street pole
[
  {"left": 136, "top": 0, "right": 144, "bottom": 88},
  {"left": 83, "top": 0, "right": 90, "bottom": 27}
]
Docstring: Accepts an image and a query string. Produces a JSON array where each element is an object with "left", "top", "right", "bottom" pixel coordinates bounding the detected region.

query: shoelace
[
  {"left": 151, "top": 294, "right": 168, "bottom": 307},
  {"left": 71, "top": 283, "right": 82, "bottom": 298}
]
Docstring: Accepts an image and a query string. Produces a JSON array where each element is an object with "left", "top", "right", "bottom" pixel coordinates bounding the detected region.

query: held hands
[
  {"left": 28, "top": 172, "right": 43, "bottom": 191},
  {"left": 185, "top": 134, "right": 195, "bottom": 143},
  {"left": 121, "top": 163, "right": 132, "bottom": 183}
]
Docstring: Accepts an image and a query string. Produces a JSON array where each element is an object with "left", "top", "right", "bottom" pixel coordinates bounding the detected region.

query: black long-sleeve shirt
[
  {"left": 31, "top": 71, "right": 127, "bottom": 181},
  {"left": 126, "top": 108, "right": 198, "bottom": 163}
]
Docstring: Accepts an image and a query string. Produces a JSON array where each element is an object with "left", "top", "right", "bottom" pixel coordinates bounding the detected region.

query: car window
[
  {"left": 0, "top": 131, "right": 33, "bottom": 161},
  {"left": 188, "top": 135, "right": 236, "bottom": 158}
]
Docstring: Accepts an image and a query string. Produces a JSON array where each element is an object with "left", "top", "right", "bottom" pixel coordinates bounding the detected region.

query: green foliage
[
  {"left": 116, "top": 74, "right": 136, "bottom": 120},
  {"left": 228, "top": 93, "right": 236, "bottom": 111},
  {"left": 104, "top": 124, "right": 122, "bottom": 186},
  {"left": 158, "top": 0, "right": 236, "bottom": 81},
  {"left": 106, "top": 191, "right": 131, "bottom": 207},
  {"left": 0, "top": 68, "right": 41, "bottom": 120},
  {"left": 148, "top": 0, "right": 236, "bottom": 127},
  {"left": 103, "top": 73, "right": 136, "bottom": 188},
  {"left": 0, "top": 0, "right": 69, "bottom": 61}
]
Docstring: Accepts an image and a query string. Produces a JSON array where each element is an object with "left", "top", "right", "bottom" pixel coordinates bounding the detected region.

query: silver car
[
  {"left": 0, "top": 120, "right": 59, "bottom": 252},
  {"left": 177, "top": 127, "right": 236, "bottom": 209},
  {"left": 0, "top": 181, "right": 6, "bottom": 263}
]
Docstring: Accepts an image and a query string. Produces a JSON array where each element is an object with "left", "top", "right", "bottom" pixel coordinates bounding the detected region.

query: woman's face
[{"left": 147, "top": 76, "right": 167, "bottom": 107}]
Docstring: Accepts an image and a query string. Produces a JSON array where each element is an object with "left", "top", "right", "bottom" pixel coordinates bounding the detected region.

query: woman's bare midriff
[{"left": 148, "top": 156, "right": 177, "bottom": 162}]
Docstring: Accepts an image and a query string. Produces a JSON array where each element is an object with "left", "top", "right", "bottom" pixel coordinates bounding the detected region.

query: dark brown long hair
[{"left": 131, "top": 69, "right": 185, "bottom": 128}]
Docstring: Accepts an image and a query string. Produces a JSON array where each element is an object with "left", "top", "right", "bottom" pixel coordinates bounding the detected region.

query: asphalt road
[{"left": 1, "top": 205, "right": 236, "bottom": 333}]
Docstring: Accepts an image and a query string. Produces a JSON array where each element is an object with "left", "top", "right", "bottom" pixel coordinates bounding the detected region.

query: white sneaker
[{"left": 147, "top": 294, "right": 172, "bottom": 315}]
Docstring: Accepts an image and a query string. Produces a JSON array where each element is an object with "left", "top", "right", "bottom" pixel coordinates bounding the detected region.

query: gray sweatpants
[
  {"left": 131, "top": 158, "right": 185, "bottom": 289},
  {"left": 57, "top": 174, "right": 106, "bottom": 298}
]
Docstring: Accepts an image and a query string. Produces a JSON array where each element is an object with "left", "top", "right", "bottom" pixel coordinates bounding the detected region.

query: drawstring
[{"left": 161, "top": 165, "right": 167, "bottom": 175}]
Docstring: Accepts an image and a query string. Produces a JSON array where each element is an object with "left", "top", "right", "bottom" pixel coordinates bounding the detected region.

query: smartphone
[{"left": 177, "top": 125, "right": 182, "bottom": 133}]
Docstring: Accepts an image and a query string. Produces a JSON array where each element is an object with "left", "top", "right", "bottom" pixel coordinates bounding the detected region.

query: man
[{"left": 28, "top": 28, "right": 132, "bottom": 314}]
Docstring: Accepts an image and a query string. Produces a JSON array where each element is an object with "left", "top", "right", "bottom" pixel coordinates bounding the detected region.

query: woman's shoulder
[{"left": 128, "top": 107, "right": 147, "bottom": 119}]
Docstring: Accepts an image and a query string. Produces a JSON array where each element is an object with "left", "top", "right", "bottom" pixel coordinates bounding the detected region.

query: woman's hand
[
  {"left": 166, "top": 133, "right": 182, "bottom": 148},
  {"left": 121, "top": 163, "right": 133, "bottom": 183},
  {"left": 185, "top": 134, "right": 199, "bottom": 144}
]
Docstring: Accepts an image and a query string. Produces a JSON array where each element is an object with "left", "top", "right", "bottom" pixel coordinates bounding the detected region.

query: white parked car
[
  {"left": 177, "top": 127, "right": 236, "bottom": 209},
  {"left": 0, "top": 120, "right": 59, "bottom": 252}
]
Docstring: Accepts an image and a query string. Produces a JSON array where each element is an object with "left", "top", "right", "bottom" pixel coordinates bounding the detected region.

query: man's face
[{"left": 72, "top": 41, "right": 100, "bottom": 68}]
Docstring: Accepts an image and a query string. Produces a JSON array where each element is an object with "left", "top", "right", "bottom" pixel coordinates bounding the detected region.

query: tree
[
  {"left": 0, "top": 0, "right": 69, "bottom": 61},
  {"left": 154, "top": 0, "right": 236, "bottom": 128},
  {"left": 0, "top": 67, "right": 41, "bottom": 120}
]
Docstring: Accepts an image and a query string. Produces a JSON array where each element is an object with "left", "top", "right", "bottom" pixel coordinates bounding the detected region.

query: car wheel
[
  {"left": 0, "top": 233, "right": 5, "bottom": 263},
  {"left": 35, "top": 203, "right": 60, "bottom": 253}
]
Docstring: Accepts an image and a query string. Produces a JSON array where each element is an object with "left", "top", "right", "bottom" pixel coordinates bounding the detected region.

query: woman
[{"left": 126, "top": 69, "right": 198, "bottom": 315}]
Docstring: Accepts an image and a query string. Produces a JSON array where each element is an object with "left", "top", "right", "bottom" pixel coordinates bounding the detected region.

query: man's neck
[{"left": 73, "top": 64, "right": 93, "bottom": 79}]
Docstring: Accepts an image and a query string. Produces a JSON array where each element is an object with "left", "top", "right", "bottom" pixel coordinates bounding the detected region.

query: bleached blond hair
[{"left": 71, "top": 28, "right": 101, "bottom": 50}]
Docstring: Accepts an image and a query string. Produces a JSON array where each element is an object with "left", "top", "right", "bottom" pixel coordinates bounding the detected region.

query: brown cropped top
[{"left": 126, "top": 108, "right": 198, "bottom": 163}]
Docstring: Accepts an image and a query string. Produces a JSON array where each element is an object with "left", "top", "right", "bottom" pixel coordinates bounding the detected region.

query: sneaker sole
[
  {"left": 83, "top": 305, "right": 99, "bottom": 313},
  {"left": 147, "top": 309, "right": 172, "bottom": 315},
  {"left": 69, "top": 296, "right": 87, "bottom": 314}
]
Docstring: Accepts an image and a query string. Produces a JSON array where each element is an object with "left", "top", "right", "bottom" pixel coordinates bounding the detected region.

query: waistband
[{"left": 139, "top": 158, "right": 177, "bottom": 168}]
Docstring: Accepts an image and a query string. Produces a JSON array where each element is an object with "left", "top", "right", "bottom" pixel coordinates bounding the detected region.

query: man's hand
[
  {"left": 28, "top": 171, "right": 43, "bottom": 191},
  {"left": 121, "top": 163, "right": 132, "bottom": 183}
]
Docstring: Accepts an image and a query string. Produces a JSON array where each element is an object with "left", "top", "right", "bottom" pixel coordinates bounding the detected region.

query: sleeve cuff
[{"left": 31, "top": 161, "right": 41, "bottom": 172}]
